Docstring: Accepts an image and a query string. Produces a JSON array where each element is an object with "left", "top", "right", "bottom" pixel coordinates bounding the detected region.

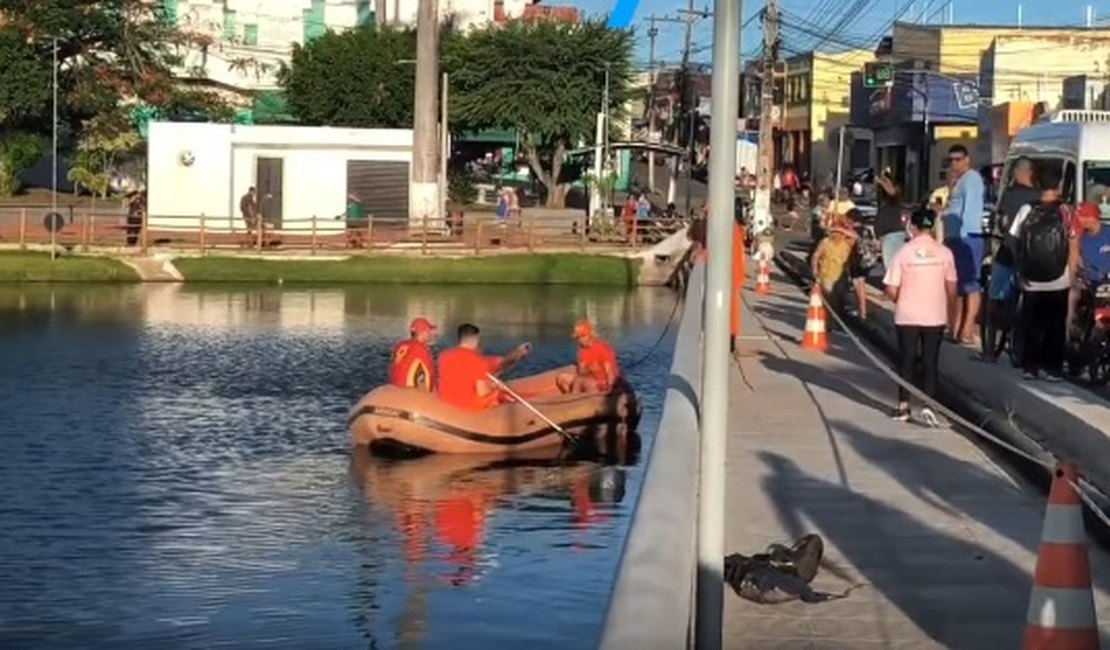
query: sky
[{"left": 562, "top": 0, "right": 1110, "bottom": 68}]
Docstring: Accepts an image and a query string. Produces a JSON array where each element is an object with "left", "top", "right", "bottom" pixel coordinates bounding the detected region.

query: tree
[
  {"left": 0, "top": 28, "right": 51, "bottom": 129},
  {"left": 1, "top": 1, "right": 229, "bottom": 130},
  {"left": 445, "top": 21, "right": 634, "bottom": 207},
  {"left": 279, "top": 27, "right": 419, "bottom": 128},
  {"left": 67, "top": 110, "right": 141, "bottom": 198}
]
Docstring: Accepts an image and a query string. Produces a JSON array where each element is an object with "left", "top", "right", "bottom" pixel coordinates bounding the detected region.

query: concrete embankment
[{"left": 777, "top": 248, "right": 1110, "bottom": 494}]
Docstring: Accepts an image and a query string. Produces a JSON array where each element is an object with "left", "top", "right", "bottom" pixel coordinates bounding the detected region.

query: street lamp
[{"left": 51, "top": 37, "right": 58, "bottom": 260}]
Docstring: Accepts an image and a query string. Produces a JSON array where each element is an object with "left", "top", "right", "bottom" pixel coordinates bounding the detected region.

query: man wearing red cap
[
  {"left": 557, "top": 320, "right": 620, "bottom": 394},
  {"left": 390, "top": 317, "right": 438, "bottom": 391}
]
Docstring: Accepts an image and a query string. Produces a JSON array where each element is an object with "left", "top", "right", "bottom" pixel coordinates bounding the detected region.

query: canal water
[{"left": 0, "top": 283, "right": 677, "bottom": 650}]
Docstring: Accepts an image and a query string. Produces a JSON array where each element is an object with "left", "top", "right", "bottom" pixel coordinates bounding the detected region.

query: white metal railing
[
  {"left": 598, "top": 259, "right": 705, "bottom": 650},
  {"left": 1041, "top": 109, "right": 1110, "bottom": 124}
]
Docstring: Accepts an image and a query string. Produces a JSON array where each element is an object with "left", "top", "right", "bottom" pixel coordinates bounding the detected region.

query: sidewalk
[
  {"left": 776, "top": 246, "right": 1110, "bottom": 492},
  {"left": 723, "top": 269, "right": 1110, "bottom": 648}
]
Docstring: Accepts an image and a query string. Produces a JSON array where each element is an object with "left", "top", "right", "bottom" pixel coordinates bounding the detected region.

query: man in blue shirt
[{"left": 943, "top": 144, "right": 986, "bottom": 344}]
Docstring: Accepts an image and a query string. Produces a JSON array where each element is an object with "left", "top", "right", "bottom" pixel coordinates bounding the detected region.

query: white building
[
  {"left": 167, "top": 0, "right": 540, "bottom": 90},
  {"left": 146, "top": 122, "right": 413, "bottom": 233}
]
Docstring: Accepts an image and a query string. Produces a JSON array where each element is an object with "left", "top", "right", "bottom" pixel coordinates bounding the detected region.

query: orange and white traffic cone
[
  {"left": 1024, "top": 462, "right": 1099, "bottom": 650},
  {"left": 802, "top": 289, "right": 828, "bottom": 352},
  {"left": 755, "top": 258, "right": 772, "bottom": 295}
]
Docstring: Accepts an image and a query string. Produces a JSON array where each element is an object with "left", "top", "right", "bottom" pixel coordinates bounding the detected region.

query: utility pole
[
  {"left": 647, "top": 17, "right": 659, "bottom": 193},
  {"left": 411, "top": 0, "right": 441, "bottom": 230},
  {"left": 669, "top": 0, "right": 697, "bottom": 209},
  {"left": 753, "top": 0, "right": 779, "bottom": 236}
]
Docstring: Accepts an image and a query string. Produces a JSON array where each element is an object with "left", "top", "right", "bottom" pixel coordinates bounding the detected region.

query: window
[
  {"left": 1084, "top": 162, "right": 1110, "bottom": 218},
  {"left": 356, "top": 0, "right": 374, "bottom": 27},
  {"left": 303, "top": 0, "right": 326, "bottom": 42},
  {"left": 243, "top": 24, "right": 258, "bottom": 46},
  {"left": 222, "top": 10, "right": 237, "bottom": 41}
]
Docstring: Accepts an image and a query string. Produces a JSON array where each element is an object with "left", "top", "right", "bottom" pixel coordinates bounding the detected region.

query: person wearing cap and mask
[
  {"left": 390, "top": 318, "right": 439, "bottom": 391},
  {"left": 883, "top": 208, "right": 957, "bottom": 425},
  {"left": 557, "top": 320, "right": 620, "bottom": 394}
]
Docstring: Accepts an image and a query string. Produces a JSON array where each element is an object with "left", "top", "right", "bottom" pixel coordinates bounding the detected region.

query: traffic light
[{"left": 863, "top": 62, "right": 894, "bottom": 89}]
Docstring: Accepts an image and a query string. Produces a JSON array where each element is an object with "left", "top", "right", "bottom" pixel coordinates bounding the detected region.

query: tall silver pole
[
  {"left": 697, "top": 0, "right": 740, "bottom": 647},
  {"left": 51, "top": 37, "right": 58, "bottom": 261}
]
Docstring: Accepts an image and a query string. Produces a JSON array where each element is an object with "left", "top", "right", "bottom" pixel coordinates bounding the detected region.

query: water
[{"left": 0, "top": 283, "right": 677, "bottom": 650}]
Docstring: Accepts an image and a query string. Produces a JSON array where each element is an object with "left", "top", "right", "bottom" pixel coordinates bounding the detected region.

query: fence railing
[
  {"left": 0, "top": 208, "right": 690, "bottom": 256},
  {"left": 598, "top": 258, "right": 704, "bottom": 650}
]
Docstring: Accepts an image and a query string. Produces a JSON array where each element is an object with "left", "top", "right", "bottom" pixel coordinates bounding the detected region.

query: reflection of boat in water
[
  {"left": 348, "top": 365, "right": 640, "bottom": 455},
  {"left": 349, "top": 442, "right": 635, "bottom": 587}
]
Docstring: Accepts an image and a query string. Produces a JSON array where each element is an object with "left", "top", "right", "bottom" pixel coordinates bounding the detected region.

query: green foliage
[
  {"left": 67, "top": 111, "right": 140, "bottom": 198},
  {"left": 0, "top": 28, "right": 51, "bottom": 129},
  {"left": 0, "top": 133, "right": 46, "bottom": 197},
  {"left": 174, "top": 254, "right": 641, "bottom": 286},
  {"left": 279, "top": 27, "right": 419, "bottom": 128},
  {"left": 1, "top": 2, "right": 230, "bottom": 134},
  {"left": 445, "top": 20, "right": 635, "bottom": 206},
  {"left": 0, "top": 252, "right": 139, "bottom": 282},
  {"left": 448, "top": 168, "right": 478, "bottom": 206}
]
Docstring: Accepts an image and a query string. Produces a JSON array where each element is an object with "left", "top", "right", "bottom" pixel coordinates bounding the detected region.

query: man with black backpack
[{"left": 1010, "top": 185, "right": 1080, "bottom": 380}]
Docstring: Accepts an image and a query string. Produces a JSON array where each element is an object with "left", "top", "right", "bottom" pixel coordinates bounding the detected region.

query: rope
[
  {"left": 622, "top": 292, "right": 685, "bottom": 370},
  {"left": 797, "top": 276, "right": 1110, "bottom": 533}
]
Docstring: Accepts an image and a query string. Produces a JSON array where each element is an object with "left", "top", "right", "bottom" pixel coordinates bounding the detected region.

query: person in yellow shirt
[{"left": 811, "top": 213, "right": 859, "bottom": 317}]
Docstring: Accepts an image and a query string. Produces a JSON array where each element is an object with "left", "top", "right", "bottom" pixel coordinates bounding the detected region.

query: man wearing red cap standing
[
  {"left": 390, "top": 317, "right": 437, "bottom": 391},
  {"left": 557, "top": 320, "right": 620, "bottom": 394}
]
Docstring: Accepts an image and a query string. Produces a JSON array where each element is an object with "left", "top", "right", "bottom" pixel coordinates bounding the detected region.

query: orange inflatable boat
[{"left": 348, "top": 365, "right": 640, "bottom": 454}]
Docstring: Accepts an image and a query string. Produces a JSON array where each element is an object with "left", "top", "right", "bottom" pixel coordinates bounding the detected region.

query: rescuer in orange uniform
[
  {"left": 437, "top": 323, "right": 530, "bottom": 410},
  {"left": 390, "top": 317, "right": 438, "bottom": 391},
  {"left": 556, "top": 320, "right": 621, "bottom": 394},
  {"left": 731, "top": 215, "right": 746, "bottom": 353}
]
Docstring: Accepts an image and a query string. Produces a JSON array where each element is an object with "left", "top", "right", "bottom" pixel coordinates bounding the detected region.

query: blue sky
[{"left": 563, "top": 0, "right": 1110, "bottom": 67}]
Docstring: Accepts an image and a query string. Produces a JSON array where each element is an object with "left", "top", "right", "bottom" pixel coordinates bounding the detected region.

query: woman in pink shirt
[{"left": 883, "top": 208, "right": 958, "bottom": 425}]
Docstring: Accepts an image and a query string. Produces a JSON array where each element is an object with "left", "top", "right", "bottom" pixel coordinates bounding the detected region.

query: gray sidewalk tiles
[{"left": 723, "top": 273, "right": 1110, "bottom": 649}]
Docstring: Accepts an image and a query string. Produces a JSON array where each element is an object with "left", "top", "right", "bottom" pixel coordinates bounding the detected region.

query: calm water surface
[{"left": 0, "top": 283, "right": 677, "bottom": 650}]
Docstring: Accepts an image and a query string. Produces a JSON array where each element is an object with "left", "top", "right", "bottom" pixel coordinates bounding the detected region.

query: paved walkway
[{"left": 723, "top": 269, "right": 1110, "bottom": 649}]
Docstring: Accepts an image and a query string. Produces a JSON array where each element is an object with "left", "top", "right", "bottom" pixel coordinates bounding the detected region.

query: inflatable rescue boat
[{"left": 348, "top": 365, "right": 640, "bottom": 454}]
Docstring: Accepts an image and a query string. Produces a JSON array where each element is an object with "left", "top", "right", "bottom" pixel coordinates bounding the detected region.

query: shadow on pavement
[{"left": 757, "top": 450, "right": 1052, "bottom": 648}]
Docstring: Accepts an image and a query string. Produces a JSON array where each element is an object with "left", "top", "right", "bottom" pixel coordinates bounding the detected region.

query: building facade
[
  {"left": 166, "top": 0, "right": 553, "bottom": 92},
  {"left": 742, "top": 49, "right": 869, "bottom": 187}
]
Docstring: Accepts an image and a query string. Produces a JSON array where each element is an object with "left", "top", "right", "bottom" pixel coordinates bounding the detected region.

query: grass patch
[
  {"left": 174, "top": 254, "right": 641, "bottom": 286},
  {"left": 0, "top": 252, "right": 139, "bottom": 282}
]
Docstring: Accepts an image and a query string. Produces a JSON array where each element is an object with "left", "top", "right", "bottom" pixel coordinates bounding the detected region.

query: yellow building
[{"left": 743, "top": 49, "right": 871, "bottom": 186}]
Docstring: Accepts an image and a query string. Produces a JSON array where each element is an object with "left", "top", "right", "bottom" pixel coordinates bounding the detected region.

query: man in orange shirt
[
  {"left": 438, "top": 323, "right": 530, "bottom": 410},
  {"left": 389, "top": 317, "right": 437, "bottom": 391},
  {"left": 557, "top": 320, "right": 620, "bottom": 394}
]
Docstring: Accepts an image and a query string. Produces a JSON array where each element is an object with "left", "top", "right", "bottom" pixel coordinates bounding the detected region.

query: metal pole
[
  {"left": 647, "top": 18, "right": 658, "bottom": 193},
  {"left": 834, "top": 125, "right": 846, "bottom": 191},
  {"left": 51, "top": 37, "right": 58, "bottom": 261},
  {"left": 441, "top": 70, "right": 449, "bottom": 233},
  {"left": 754, "top": 0, "right": 778, "bottom": 236},
  {"left": 698, "top": 0, "right": 740, "bottom": 647}
]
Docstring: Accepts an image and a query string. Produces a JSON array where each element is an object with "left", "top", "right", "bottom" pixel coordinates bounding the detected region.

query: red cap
[
  {"left": 573, "top": 319, "right": 595, "bottom": 339},
  {"left": 410, "top": 317, "right": 436, "bottom": 334},
  {"left": 1077, "top": 202, "right": 1101, "bottom": 221}
]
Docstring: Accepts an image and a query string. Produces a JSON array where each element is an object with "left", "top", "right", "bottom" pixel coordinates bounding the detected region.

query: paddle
[{"left": 486, "top": 372, "right": 576, "bottom": 445}]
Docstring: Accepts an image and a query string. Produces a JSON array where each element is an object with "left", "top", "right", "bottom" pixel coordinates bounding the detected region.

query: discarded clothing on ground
[{"left": 724, "top": 534, "right": 853, "bottom": 604}]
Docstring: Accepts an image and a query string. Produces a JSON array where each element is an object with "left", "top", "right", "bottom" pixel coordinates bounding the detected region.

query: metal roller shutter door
[{"left": 346, "top": 160, "right": 409, "bottom": 223}]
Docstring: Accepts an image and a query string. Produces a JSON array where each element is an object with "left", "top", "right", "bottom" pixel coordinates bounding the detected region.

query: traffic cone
[
  {"left": 802, "top": 289, "right": 828, "bottom": 351},
  {"left": 1024, "top": 462, "right": 1099, "bottom": 650},
  {"left": 755, "top": 258, "right": 772, "bottom": 294}
]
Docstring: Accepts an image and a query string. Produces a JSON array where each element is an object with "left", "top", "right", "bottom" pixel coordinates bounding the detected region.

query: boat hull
[{"left": 348, "top": 366, "right": 641, "bottom": 454}]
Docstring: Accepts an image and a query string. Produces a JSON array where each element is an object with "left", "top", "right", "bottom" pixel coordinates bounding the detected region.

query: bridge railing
[{"left": 598, "top": 258, "right": 704, "bottom": 650}]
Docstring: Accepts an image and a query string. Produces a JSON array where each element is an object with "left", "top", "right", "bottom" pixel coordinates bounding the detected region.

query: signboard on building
[{"left": 954, "top": 81, "right": 980, "bottom": 110}]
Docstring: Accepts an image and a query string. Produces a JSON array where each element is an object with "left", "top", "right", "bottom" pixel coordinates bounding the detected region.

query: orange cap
[
  {"left": 410, "top": 317, "right": 437, "bottom": 334},
  {"left": 1077, "top": 202, "right": 1101, "bottom": 221},
  {"left": 573, "top": 319, "right": 595, "bottom": 339}
]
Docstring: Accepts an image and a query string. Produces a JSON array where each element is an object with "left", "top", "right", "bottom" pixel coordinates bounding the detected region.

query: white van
[{"left": 1002, "top": 110, "right": 1110, "bottom": 215}]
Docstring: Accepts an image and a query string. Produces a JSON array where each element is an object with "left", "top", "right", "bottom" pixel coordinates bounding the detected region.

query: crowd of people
[
  {"left": 803, "top": 142, "right": 1110, "bottom": 423},
  {"left": 387, "top": 317, "right": 622, "bottom": 410}
]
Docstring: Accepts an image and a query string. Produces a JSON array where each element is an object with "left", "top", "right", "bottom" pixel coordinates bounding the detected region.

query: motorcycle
[{"left": 1066, "top": 274, "right": 1110, "bottom": 385}]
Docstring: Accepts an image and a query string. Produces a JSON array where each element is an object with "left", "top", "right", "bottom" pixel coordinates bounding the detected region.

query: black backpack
[{"left": 1016, "top": 203, "right": 1069, "bottom": 283}]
